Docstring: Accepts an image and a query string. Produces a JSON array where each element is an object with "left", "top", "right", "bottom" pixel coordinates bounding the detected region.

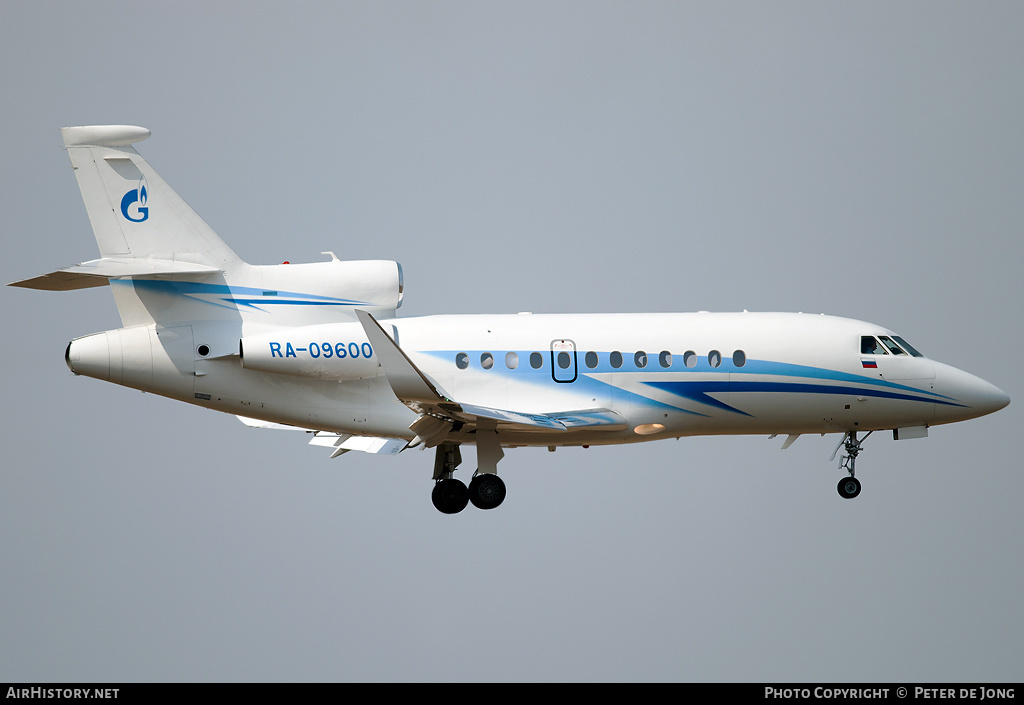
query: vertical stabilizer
[
  {"left": 12, "top": 127, "right": 404, "bottom": 331},
  {"left": 60, "top": 125, "right": 242, "bottom": 269}
]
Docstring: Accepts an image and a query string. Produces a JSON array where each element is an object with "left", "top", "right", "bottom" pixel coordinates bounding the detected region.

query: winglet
[{"left": 355, "top": 309, "right": 452, "bottom": 405}]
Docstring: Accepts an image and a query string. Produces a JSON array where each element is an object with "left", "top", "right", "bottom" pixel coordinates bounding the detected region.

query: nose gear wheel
[{"left": 833, "top": 431, "right": 872, "bottom": 499}]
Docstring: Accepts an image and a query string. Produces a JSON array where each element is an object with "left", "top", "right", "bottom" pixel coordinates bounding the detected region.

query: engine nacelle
[
  {"left": 240, "top": 322, "right": 380, "bottom": 380},
  {"left": 65, "top": 324, "right": 196, "bottom": 400}
]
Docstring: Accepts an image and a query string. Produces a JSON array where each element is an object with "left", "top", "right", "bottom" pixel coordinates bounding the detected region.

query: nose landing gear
[{"left": 833, "top": 430, "right": 872, "bottom": 499}]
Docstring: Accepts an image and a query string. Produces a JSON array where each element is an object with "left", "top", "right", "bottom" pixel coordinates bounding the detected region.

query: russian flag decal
[{"left": 861, "top": 359, "right": 878, "bottom": 369}]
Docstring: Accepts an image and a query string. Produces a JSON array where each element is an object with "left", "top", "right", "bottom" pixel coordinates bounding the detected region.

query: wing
[
  {"left": 236, "top": 415, "right": 409, "bottom": 459},
  {"left": 355, "top": 309, "right": 627, "bottom": 447}
]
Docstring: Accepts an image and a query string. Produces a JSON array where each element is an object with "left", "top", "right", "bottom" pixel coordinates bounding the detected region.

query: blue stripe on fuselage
[
  {"left": 645, "top": 379, "right": 964, "bottom": 417},
  {"left": 118, "top": 279, "right": 368, "bottom": 311},
  {"left": 419, "top": 350, "right": 961, "bottom": 417}
]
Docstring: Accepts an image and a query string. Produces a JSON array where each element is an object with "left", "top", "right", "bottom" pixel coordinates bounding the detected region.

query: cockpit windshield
[
  {"left": 879, "top": 336, "right": 906, "bottom": 355},
  {"left": 892, "top": 336, "right": 924, "bottom": 357},
  {"left": 860, "top": 335, "right": 925, "bottom": 358}
]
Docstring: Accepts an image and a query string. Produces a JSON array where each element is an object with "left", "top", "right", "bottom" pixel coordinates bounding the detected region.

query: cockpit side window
[
  {"left": 892, "top": 336, "right": 924, "bottom": 358},
  {"left": 879, "top": 336, "right": 907, "bottom": 355},
  {"left": 861, "top": 336, "right": 887, "bottom": 355}
]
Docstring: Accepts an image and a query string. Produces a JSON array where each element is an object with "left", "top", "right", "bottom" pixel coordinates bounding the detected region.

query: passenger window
[
  {"left": 557, "top": 351, "right": 572, "bottom": 369},
  {"left": 585, "top": 351, "right": 599, "bottom": 369},
  {"left": 481, "top": 352, "right": 494, "bottom": 369},
  {"left": 505, "top": 352, "right": 519, "bottom": 369},
  {"left": 456, "top": 352, "right": 469, "bottom": 370},
  {"left": 659, "top": 350, "right": 672, "bottom": 368},
  {"left": 634, "top": 351, "right": 647, "bottom": 368},
  {"left": 530, "top": 352, "right": 544, "bottom": 369},
  {"left": 733, "top": 350, "right": 746, "bottom": 367},
  {"left": 609, "top": 351, "right": 623, "bottom": 369},
  {"left": 683, "top": 351, "right": 697, "bottom": 368},
  {"left": 861, "top": 336, "right": 887, "bottom": 355},
  {"left": 879, "top": 336, "right": 907, "bottom": 355},
  {"left": 708, "top": 350, "right": 721, "bottom": 368}
]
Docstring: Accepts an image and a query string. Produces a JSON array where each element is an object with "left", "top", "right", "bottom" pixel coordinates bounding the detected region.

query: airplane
[{"left": 10, "top": 125, "right": 1010, "bottom": 513}]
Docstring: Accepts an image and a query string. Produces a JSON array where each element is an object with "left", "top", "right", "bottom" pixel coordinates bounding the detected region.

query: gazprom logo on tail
[{"left": 120, "top": 175, "right": 149, "bottom": 222}]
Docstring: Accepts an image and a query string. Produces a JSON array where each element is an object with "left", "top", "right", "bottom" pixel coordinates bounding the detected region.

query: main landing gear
[
  {"left": 430, "top": 442, "right": 506, "bottom": 514},
  {"left": 834, "top": 430, "right": 872, "bottom": 499}
]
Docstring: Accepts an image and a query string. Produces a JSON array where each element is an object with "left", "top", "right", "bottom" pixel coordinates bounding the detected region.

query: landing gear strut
[
  {"left": 431, "top": 443, "right": 468, "bottom": 514},
  {"left": 834, "top": 430, "right": 872, "bottom": 499}
]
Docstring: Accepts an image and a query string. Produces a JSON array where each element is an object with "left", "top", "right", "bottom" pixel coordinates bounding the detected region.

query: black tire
[
  {"left": 431, "top": 478, "right": 469, "bottom": 514},
  {"left": 837, "top": 476, "right": 862, "bottom": 499},
  {"left": 469, "top": 473, "right": 506, "bottom": 510}
]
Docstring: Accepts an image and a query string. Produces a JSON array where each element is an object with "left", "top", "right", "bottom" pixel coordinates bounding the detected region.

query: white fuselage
[{"left": 66, "top": 308, "right": 1008, "bottom": 448}]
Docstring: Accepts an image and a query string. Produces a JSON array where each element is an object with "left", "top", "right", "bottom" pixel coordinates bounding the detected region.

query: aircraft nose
[
  {"left": 978, "top": 381, "right": 1011, "bottom": 415},
  {"left": 934, "top": 363, "right": 1010, "bottom": 422}
]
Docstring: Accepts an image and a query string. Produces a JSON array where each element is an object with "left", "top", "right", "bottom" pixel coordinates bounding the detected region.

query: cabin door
[{"left": 550, "top": 339, "right": 578, "bottom": 383}]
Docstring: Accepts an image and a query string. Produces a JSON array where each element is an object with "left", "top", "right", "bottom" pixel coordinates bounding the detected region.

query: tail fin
[
  {"left": 12, "top": 126, "right": 403, "bottom": 330},
  {"left": 59, "top": 125, "right": 242, "bottom": 269}
]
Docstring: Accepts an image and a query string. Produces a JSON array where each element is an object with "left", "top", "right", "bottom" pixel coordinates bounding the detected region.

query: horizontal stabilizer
[
  {"left": 9, "top": 258, "right": 223, "bottom": 291},
  {"left": 61, "top": 125, "right": 151, "bottom": 147}
]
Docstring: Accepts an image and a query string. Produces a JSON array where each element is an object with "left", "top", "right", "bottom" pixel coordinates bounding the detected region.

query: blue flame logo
[{"left": 120, "top": 175, "right": 149, "bottom": 222}]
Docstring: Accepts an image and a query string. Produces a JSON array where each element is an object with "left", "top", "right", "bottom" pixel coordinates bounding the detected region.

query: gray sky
[{"left": 2, "top": 1, "right": 1021, "bottom": 682}]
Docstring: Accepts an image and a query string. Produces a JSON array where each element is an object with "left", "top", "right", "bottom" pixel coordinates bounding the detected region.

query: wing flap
[
  {"left": 458, "top": 404, "right": 627, "bottom": 431},
  {"left": 547, "top": 409, "right": 628, "bottom": 430},
  {"left": 458, "top": 403, "right": 568, "bottom": 430}
]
